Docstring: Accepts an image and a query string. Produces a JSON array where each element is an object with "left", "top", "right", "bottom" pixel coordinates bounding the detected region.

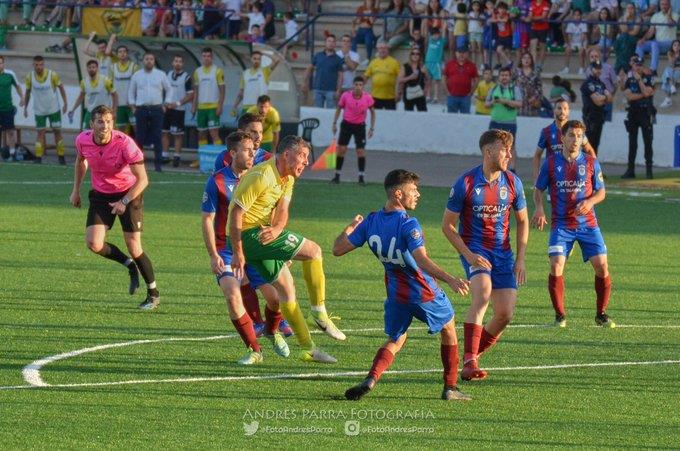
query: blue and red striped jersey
[
  {"left": 214, "top": 147, "right": 272, "bottom": 172},
  {"left": 348, "top": 209, "right": 440, "bottom": 304},
  {"left": 446, "top": 165, "right": 527, "bottom": 253},
  {"left": 201, "top": 165, "right": 239, "bottom": 251},
  {"left": 535, "top": 151, "right": 604, "bottom": 230},
  {"left": 537, "top": 121, "right": 562, "bottom": 154}
]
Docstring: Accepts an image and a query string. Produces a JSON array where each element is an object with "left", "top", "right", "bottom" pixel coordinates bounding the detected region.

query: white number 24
[{"left": 368, "top": 235, "right": 406, "bottom": 267}]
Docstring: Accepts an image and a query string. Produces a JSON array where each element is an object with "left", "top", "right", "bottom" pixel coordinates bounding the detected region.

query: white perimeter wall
[{"left": 301, "top": 106, "right": 680, "bottom": 168}]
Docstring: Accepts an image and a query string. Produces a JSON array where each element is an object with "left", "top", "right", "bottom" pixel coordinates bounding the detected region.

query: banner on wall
[{"left": 82, "top": 7, "right": 141, "bottom": 37}]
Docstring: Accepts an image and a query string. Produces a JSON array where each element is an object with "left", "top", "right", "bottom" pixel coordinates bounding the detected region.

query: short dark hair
[
  {"left": 342, "top": 33, "right": 351, "bottom": 40},
  {"left": 284, "top": 11, "right": 293, "bottom": 19},
  {"left": 554, "top": 97, "right": 569, "bottom": 108},
  {"left": 326, "top": 33, "right": 337, "bottom": 40},
  {"left": 251, "top": 50, "right": 263, "bottom": 57},
  {"left": 353, "top": 75, "right": 365, "bottom": 84},
  {"left": 173, "top": 54, "right": 184, "bottom": 61},
  {"left": 561, "top": 119, "right": 586, "bottom": 135},
  {"left": 226, "top": 130, "right": 254, "bottom": 152},
  {"left": 499, "top": 66, "right": 512, "bottom": 75},
  {"left": 573, "top": 7, "right": 582, "bottom": 14},
  {"left": 497, "top": 1, "right": 508, "bottom": 9},
  {"left": 97, "top": 39, "right": 107, "bottom": 46},
  {"left": 86, "top": 59, "right": 99, "bottom": 67},
  {"left": 277, "top": 135, "right": 311, "bottom": 155},
  {"left": 116, "top": 45, "right": 128, "bottom": 52},
  {"left": 479, "top": 129, "right": 513, "bottom": 151},
  {"left": 202, "top": 47, "right": 213, "bottom": 54},
  {"left": 90, "top": 105, "right": 114, "bottom": 122},
  {"left": 384, "top": 169, "right": 420, "bottom": 193},
  {"left": 251, "top": 24, "right": 261, "bottom": 29},
  {"left": 33, "top": 55, "right": 44, "bottom": 62},
  {"left": 237, "top": 112, "right": 263, "bottom": 130},
  {"left": 257, "top": 94, "right": 271, "bottom": 105},
  {"left": 457, "top": 2, "right": 467, "bottom": 13}
]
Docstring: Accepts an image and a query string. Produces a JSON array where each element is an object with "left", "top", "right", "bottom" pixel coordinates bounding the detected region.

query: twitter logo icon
[{"left": 243, "top": 421, "right": 259, "bottom": 436}]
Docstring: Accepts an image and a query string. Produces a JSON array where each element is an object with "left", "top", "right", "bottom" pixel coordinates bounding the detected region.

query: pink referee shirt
[
  {"left": 75, "top": 130, "right": 144, "bottom": 194},
  {"left": 338, "top": 91, "right": 374, "bottom": 125}
]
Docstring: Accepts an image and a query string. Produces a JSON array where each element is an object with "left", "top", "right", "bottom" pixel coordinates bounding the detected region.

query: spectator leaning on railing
[{"left": 635, "top": 0, "right": 678, "bottom": 75}]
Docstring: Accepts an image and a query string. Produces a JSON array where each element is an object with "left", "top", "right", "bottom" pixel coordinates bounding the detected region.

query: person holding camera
[
  {"left": 622, "top": 56, "right": 655, "bottom": 179},
  {"left": 485, "top": 66, "right": 523, "bottom": 170}
]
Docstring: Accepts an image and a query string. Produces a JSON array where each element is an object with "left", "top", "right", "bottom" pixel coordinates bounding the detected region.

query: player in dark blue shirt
[
  {"left": 442, "top": 129, "right": 529, "bottom": 382},
  {"left": 333, "top": 169, "right": 471, "bottom": 401}
]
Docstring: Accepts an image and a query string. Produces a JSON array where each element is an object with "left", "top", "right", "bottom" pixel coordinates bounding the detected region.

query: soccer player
[
  {"left": 83, "top": 32, "right": 115, "bottom": 78},
  {"left": 532, "top": 120, "right": 614, "bottom": 328},
  {"left": 333, "top": 170, "right": 471, "bottom": 401},
  {"left": 23, "top": 55, "right": 67, "bottom": 165},
  {"left": 231, "top": 51, "right": 281, "bottom": 116},
  {"left": 245, "top": 95, "right": 280, "bottom": 152},
  {"left": 69, "top": 60, "right": 118, "bottom": 128},
  {"left": 533, "top": 98, "right": 595, "bottom": 179},
  {"left": 442, "top": 129, "right": 529, "bottom": 381},
  {"left": 192, "top": 47, "right": 225, "bottom": 148},
  {"left": 228, "top": 136, "right": 344, "bottom": 364},
  {"left": 70, "top": 105, "right": 160, "bottom": 310},
  {"left": 202, "top": 131, "right": 290, "bottom": 364},
  {"left": 163, "top": 55, "right": 194, "bottom": 168},
  {"left": 330, "top": 76, "right": 375, "bottom": 186},
  {"left": 214, "top": 113, "right": 272, "bottom": 172},
  {"left": 110, "top": 44, "right": 138, "bottom": 133},
  {"left": 0, "top": 56, "right": 25, "bottom": 162}
]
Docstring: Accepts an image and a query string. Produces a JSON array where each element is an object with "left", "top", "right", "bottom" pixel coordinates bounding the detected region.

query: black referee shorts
[
  {"left": 86, "top": 190, "right": 144, "bottom": 232},
  {"left": 338, "top": 121, "right": 367, "bottom": 149}
]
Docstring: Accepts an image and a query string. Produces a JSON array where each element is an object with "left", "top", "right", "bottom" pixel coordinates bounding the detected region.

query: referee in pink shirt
[
  {"left": 331, "top": 76, "right": 376, "bottom": 185},
  {"left": 69, "top": 105, "right": 160, "bottom": 310}
]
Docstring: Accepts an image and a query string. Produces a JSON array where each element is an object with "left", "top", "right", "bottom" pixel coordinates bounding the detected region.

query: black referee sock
[
  {"left": 358, "top": 157, "right": 366, "bottom": 173},
  {"left": 133, "top": 253, "right": 156, "bottom": 289},
  {"left": 336, "top": 156, "right": 344, "bottom": 171},
  {"left": 97, "top": 242, "right": 131, "bottom": 266}
]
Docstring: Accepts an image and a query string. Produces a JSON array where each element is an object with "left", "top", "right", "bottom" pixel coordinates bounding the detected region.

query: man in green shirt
[
  {"left": 484, "top": 67, "right": 522, "bottom": 170},
  {"left": 0, "top": 56, "right": 25, "bottom": 162}
]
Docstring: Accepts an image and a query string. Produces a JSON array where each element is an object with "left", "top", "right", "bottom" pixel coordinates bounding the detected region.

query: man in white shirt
[
  {"left": 336, "top": 34, "right": 360, "bottom": 92},
  {"left": 163, "top": 55, "right": 194, "bottom": 167},
  {"left": 636, "top": 0, "right": 678, "bottom": 73},
  {"left": 224, "top": 0, "right": 243, "bottom": 39},
  {"left": 129, "top": 52, "right": 173, "bottom": 172},
  {"left": 231, "top": 50, "right": 281, "bottom": 115}
]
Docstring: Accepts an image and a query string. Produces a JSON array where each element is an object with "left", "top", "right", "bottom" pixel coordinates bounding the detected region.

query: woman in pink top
[
  {"left": 70, "top": 105, "right": 160, "bottom": 310},
  {"left": 331, "top": 76, "right": 376, "bottom": 185}
]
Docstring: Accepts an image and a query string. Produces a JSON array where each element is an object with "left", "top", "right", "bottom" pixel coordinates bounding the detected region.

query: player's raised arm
[
  {"left": 411, "top": 247, "right": 469, "bottom": 295},
  {"left": 332, "top": 214, "right": 364, "bottom": 256},
  {"left": 442, "top": 209, "right": 492, "bottom": 270}
]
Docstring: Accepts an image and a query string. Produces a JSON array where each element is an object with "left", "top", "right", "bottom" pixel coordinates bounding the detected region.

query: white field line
[{"left": 3, "top": 323, "right": 679, "bottom": 391}]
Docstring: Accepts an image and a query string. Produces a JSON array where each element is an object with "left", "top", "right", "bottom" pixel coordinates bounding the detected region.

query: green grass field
[{"left": 1, "top": 164, "right": 679, "bottom": 449}]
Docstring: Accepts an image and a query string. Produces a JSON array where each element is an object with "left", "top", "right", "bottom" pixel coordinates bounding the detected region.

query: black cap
[{"left": 590, "top": 61, "right": 602, "bottom": 69}]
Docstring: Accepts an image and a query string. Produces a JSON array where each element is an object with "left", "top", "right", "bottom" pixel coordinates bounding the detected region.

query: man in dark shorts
[
  {"left": 0, "top": 56, "right": 25, "bottom": 162},
  {"left": 162, "top": 55, "right": 194, "bottom": 167},
  {"left": 528, "top": 0, "right": 550, "bottom": 70},
  {"left": 70, "top": 105, "right": 160, "bottom": 310}
]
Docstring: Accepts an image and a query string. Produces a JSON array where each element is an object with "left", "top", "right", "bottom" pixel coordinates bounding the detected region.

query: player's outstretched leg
[
  {"left": 440, "top": 321, "right": 471, "bottom": 401},
  {"left": 258, "top": 283, "right": 290, "bottom": 358},
  {"left": 345, "top": 334, "right": 406, "bottom": 400},
  {"left": 86, "top": 225, "right": 140, "bottom": 295},
  {"left": 549, "top": 256, "right": 567, "bottom": 327},
  {"left": 218, "top": 276, "right": 264, "bottom": 365},
  {"left": 295, "top": 239, "right": 346, "bottom": 341},
  {"left": 591, "top": 255, "right": 615, "bottom": 328},
  {"left": 273, "top": 266, "right": 336, "bottom": 363},
  {"left": 124, "top": 232, "right": 160, "bottom": 310}
]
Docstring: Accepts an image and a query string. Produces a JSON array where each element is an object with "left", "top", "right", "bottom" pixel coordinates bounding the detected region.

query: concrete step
[
  {"left": 5, "top": 30, "right": 72, "bottom": 54},
  {"left": 1, "top": 50, "right": 80, "bottom": 85}
]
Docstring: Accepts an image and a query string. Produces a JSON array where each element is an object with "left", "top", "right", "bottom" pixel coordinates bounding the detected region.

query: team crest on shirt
[
  {"left": 579, "top": 165, "right": 586, "bottom": 176},
  {"left": 411, "top": 229, "right": 421, "bottom": 240},
  {"left": 500, "top": 186, "right": 508, "bottom": 200}
]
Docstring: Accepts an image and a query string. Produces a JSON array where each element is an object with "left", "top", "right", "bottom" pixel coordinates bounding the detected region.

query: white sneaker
[
  {"left": 299, "top": 347, "right": 337, "bottom": 364},
  {"left": 560, "top": 66, "right": 569, "bottom": 74},
  {"left": 578, "top": 67, "right": 584, "bottom": 75},
  {"left": 671, "top": 84, "right": 677, "bottom": 95},
  {"left": 267, "top": 332, "right": 290, "bottom": 358},
  {"left": 660, "top": 97, "right": 672, "bottom": 108},
  {"left": 307, "top": 313, "right": 346, "bottom": 341}
]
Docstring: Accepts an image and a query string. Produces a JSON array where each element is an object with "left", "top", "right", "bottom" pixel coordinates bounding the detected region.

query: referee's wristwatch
[{"left": 121, "top": 197, "right": 130, "bottom": 206}]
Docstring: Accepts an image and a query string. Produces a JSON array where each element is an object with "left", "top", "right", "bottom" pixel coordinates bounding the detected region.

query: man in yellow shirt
[
  {"left": 246, "top": 95, "right": 280, "bottom": 152},
  {"left": 231, "top": 51, "right": 281, "bottom": 116},
  {"left": 474, "top": 65, "right": 495, "bottom": 115},
  {"left": 191, "top": 47, "right": 225, "bottom": 147},
  {"left": 364, "top": 40, "right": 401, "bottom": 109},
  {"left": 228, "top": 136, "right": 346, "bottom": 364}
]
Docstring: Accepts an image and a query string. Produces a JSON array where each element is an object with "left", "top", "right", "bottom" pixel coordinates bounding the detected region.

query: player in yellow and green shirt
[
  {"left": 69, "top": 59, "right": 118, "bottom": 128},
  {"left": 246, "top": 95, "right": 280, "bottom": 152},
  {"left": 23, "top": 56, "right": 68, "bottom": 164},
  {"left": 228, "top": 136, "right": 346, "bottom": 364},
  {"left": 191, "top": 47, "right": 225, "bottom": 147}
]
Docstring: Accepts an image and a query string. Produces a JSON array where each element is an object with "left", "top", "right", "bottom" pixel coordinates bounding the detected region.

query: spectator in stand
[
  {"left": 590, "top": 7, "right": 615, "bottom": 58},
  {"left": 364, "top": 40, "right": 401, "bottom": 109},
  {"left": 443, "top": 46, "right": 479, "bottom": 113},
  {"left": 304, "top": 35, "right": 344, "bottom": 108},
  {"left": 424, "top": 0, "right": 447, "bottom": 39},
  {"left": 527, "top": 0, "right": 550, "bottom": 71},
  {"left": 549, "top": 0, "right": 571, "bottom": 49},
  {"left": 141, "top": 0, "right": 158, "bottom": 36},
  {"left": 224, "top": 0, "right": 242, "bottom": 39},
  {"left": 474, "top": 65, "right": 495, "bottom": 114},
  {"left": 452, "top": 3, "right": 468, "bottom": 55},
  {"left": 193, "top": 0, "right": 205, "bottom": 37},
  {"left": 632, "top": 0, "right": 658, "bottom": 20},
  {"left": 352, "top": 0, "right": 378, "bottom": 62},
  {"left": 550, "top": 75, "right": 577, "bottom": 102},
  {"left": 384, "top": 0, "right": 413, "bottom": 50},
  {"left": 615, "top": 3, "right": 641, "bottom": 75},
  {"left": 398, "top": 46, "right": 430, "bottom": 111},
  {"left": 586, "top": 47, "right": 617, "bottom": 120},
  {"left": 246, "top": 2, "right": 265, "bottom": 35},
  {"left": 155, "top": 0, "right": 175, "bottom": 37},
  {"left": 636, "top": 0, "right": 678, "bottom": 75},
  {"left": 570, "top": 0, "right": 591, "bottom": 16},
  {"left": 246, "top": 23, "right": 265, "bottom": 43},
  {"left": 425, "top": 27, "right": 445, "bottom": 103},
  {"left": 337, "top": 34, "right": 361, "bottom": 92},
  {"left": 178, "top": 0, "right": 196, "bottom": 39},
  {"left": 412, "top": 0, "right": 429, "bottom": 32},
  {"left": 262, "top": 0, "right": 276, "bottom": 41},
  {"left": 513, "top": 0, "right": 532, "bottom": 53},
  {"left": 485, "top": 66, "right": 522, "bottom": 167},
  {"left": 562, "top": 8, "right": 588, "bottom": 74},
  {"left": 589, "top": 0, "right": 618, "bottom": 19},
  {"left": 202, "top": 0, "right": 224, "bottom": 39},
  {"left": 482, "top": 0, "right": 496, "bottom": 66},
  {"left": 493, "top": 1, "right": 514, "bottom": 67},
  {"left": 282, "top": 12, "right": 298, "bottom": 57},
  {"left": 515, "top": 51, "right": 543, "bottom": 117},
  {"left": 468, "top": 1, "right": 484, "bottom": 66},
  {"left": 410, "top": 27, "right": 426, "bottom": 54},
  {"left": 660, "top": 39, "right": 680, "bottom": 107}
]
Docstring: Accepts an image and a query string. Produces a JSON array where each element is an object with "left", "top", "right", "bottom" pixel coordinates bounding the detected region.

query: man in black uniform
[
  {"left": 622, "top": 56, "right": 655, "bottom": 179},
  {"left": 580, "top": 61, "right": 612, "bottom": 156}
]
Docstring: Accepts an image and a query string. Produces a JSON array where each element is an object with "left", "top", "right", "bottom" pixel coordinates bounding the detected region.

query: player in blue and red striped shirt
[
  {"left": 214, "top": 112, "right": 272, "bottom": 173},
  {"left": 201, "top": 131, "right": 291, "bottom": 365},
  {"left": 333, "top": 169, "right": 471, "bottom": 401},
  {"left": 532, "top": 120, "right": 614, "bottom": 328},
  {"left": 442, "top": 129, "right": 529, "bottom": 382}
]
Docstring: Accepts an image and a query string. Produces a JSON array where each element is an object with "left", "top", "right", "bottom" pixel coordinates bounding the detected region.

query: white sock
[
  {"left": 124, "top": 258, "right": 134, "bottom": 267},
  {"left": 148, "top": 281, "right": 157, "bottom": 289},
  {"left": 311, "top": 305, "right": 327, "bottom": 315},
  {"left": 9, "top": 148, "right": 15, "bottom": 156}
]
